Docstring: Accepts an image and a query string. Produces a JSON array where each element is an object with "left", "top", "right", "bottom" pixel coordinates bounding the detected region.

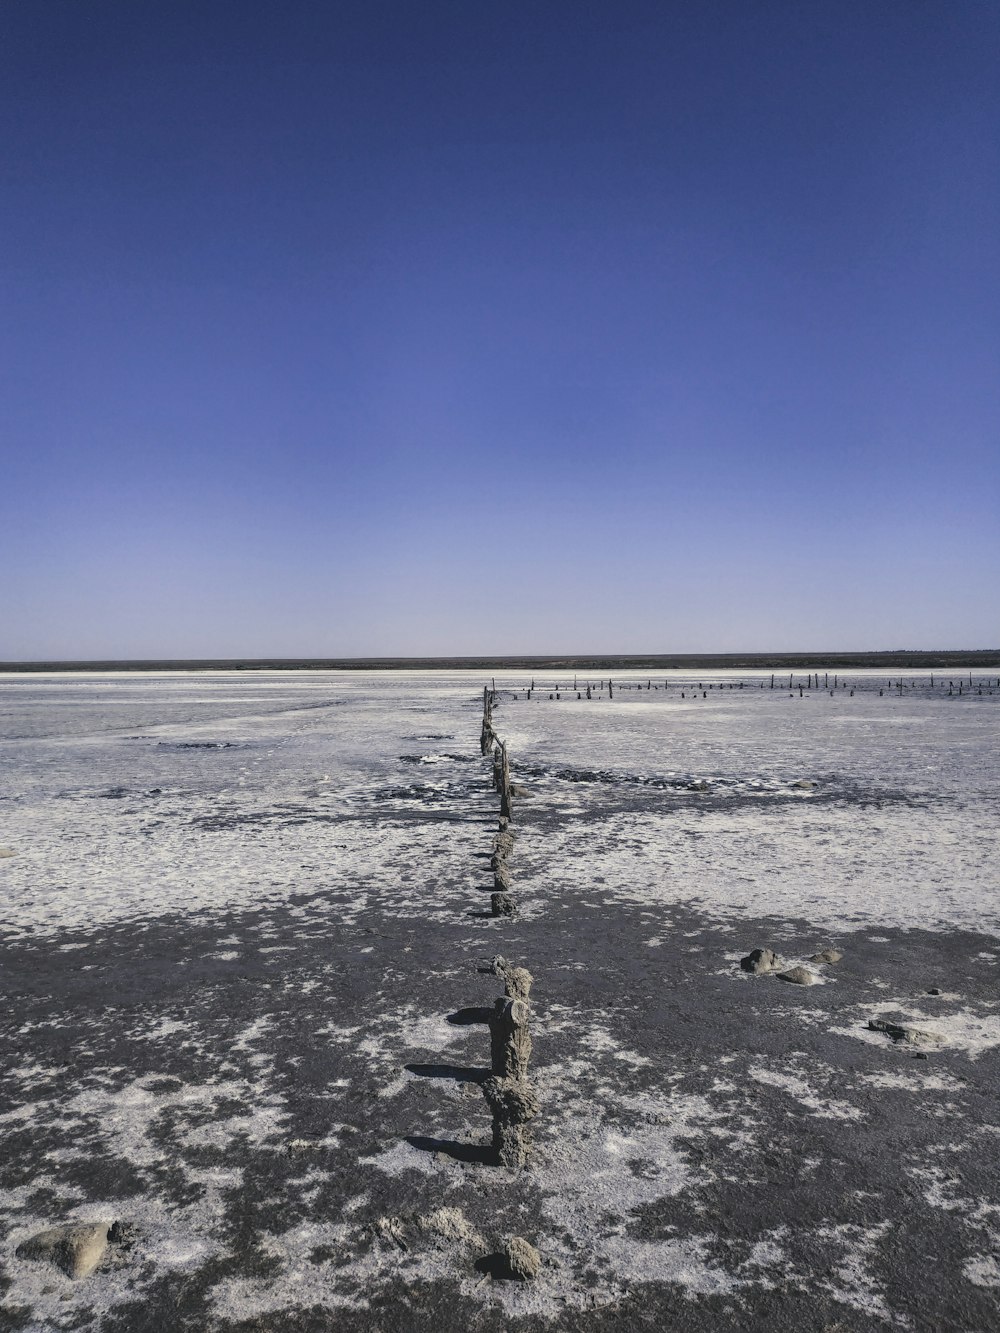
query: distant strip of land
[{"left": 1, "top": 651, "right": 998, "bottom": 673}]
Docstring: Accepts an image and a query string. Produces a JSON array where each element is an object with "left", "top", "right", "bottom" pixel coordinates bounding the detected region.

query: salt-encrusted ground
[{"left": 1, "top": 669, "right": 998, "bottom": 1331}]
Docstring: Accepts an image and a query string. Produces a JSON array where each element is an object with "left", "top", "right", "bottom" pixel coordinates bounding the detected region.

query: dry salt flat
[{"left": 1, "top": 668, "right": 999, "bottom": 1331}]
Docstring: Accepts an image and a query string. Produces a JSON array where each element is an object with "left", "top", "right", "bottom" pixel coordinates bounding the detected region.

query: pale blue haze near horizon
[{"left": 1, "top": 1, "right": 998, "bottom": 660}]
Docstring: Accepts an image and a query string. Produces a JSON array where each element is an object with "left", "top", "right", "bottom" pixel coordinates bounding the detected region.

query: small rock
[
  {"left": 810, "top": 949, "right": 843, "bottom": 965},
  {"left": 740, "top": 948, "right": 779, "bottom": 974},
  {"left": 926, "top": 987, "right": 942, "bottom": 996},
  {"left": 503, "top": 1236, "right": 541, "bottom": 1280},
  {"left": 791, "top": 779, "right": 816, "bottom": 789},
  {"left": 0, "top": 847, "right": 15, "bottom": 858},
  {"left": 17, "top": 1223, "right": 112, "bottom": 1278},
  {"left": 418, "top": 1208, "right": 483, "bottom": 1249},
  {"left": 868, "top": 1018, "right": 941, "bottom": 1047},
  {"left": 107, "top": 1221, "right": 137, "bottom": 1251},
  {"left": 776, "top": 966, "right": 818, "bottom": 985},
  {"left": 373, "top": 1216, "right": 408, "bottom": 1250}
]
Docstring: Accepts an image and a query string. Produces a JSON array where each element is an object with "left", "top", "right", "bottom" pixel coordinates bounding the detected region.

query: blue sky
[{"left": 2, "top": 1, "right": 998, "bottom": 658}]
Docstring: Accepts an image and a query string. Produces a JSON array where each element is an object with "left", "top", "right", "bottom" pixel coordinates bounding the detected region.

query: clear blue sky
[{"left": 2, "top": 1, "right": 998, "bottom": 658}]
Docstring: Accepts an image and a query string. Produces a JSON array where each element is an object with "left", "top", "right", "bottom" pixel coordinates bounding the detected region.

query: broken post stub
[
  {"left": 501, "top": 966, "right": 532, "bottom": 1002},
  {"left": 491, "top": 891, "right": 516, "bottom": 917},
  {"left": 486, "top": 955, "right": 533, "bottom": 1002}
]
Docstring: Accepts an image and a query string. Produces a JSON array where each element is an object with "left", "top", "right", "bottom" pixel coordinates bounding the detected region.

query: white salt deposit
[{"left": 1, "top": 668, "right": 997, "bottom": 939}]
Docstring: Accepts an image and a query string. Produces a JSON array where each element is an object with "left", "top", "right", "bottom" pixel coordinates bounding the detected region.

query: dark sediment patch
[{"left": 1, "top": 880, "right": 998, "bottom": 1330}]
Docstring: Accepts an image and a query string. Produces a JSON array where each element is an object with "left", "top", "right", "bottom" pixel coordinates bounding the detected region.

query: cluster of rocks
[
  {"left": 740, "top": 945, "right": 843, "bottom": 985},
  {"left": 371, "top": 1209, "right": 541, "bottom": 1281},
  {"left": 740, "top": 943, "right": 945, "bottom": 1054}
]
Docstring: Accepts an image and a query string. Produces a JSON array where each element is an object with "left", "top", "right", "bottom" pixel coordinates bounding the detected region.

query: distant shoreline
[{"left": 1, "top": 651, "right": 998, "bottom": 673}]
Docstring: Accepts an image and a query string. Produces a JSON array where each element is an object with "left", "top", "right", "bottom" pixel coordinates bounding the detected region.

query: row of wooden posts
[
  {"left": 477, "top": 685, "right": 537, "bottom": 1168},
  {"left": 455, "top": 663, "right": 996, "bottom": 1169},
  {"left": 481, "top": 674, "right": 997, "bottom": 701}
]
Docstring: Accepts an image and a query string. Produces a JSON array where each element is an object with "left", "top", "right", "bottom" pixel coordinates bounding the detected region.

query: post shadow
[
  {"left": 405, "top": 1135, "right": 496, "bottom": 1165},
  {"left": 404, "top": 1062, "right": 489, "bottom": 1083}
]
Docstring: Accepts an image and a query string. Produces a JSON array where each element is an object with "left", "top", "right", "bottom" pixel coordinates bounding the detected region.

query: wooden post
[
  {"left": 489, "top": 997, "right": 531, "bottom": 1079},
  {"left": 499, "top": 742, "right": 513, "bottom": 820},
  {"left": 483, "top": 994, "right": 538, "bottom": 1167},
  {"left": 482, "top": 1074, "right": 538, "bottom": 1169}
]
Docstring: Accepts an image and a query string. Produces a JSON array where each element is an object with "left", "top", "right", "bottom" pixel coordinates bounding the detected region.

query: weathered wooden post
[
  {"left": 493, "top": 859, "right": 512, "bottom": 895},
  {"left": 482, "top": 992, "right": 538, "bottom": 1167},
  {"left": 489, "top": 996, "right": 531, "bottom": 1078},
  {"left": 481, "top": 686, "right": 496, "bottom": 755},
  {"left": 499, "top": 741, "right": 513, "bottom": 821}
]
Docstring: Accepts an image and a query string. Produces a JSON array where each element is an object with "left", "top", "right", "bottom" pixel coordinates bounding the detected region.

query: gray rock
[
  {"left": 810, "top": 949, "right": 843, "bottom": 964},
  {"left": 16, "top": 1222, "right": 112, "bottom": 1278},
  {"left": 868, "top": 1018, "right": 942, "bottom": 1046},
  {"left": 418, "top": 1207, "right": 483, "bottom": 1249},
  {"left": 741, "top": 948, "right": 779, "bottom": 974},
  {"left": 509, "top": 783, "right": 529, "bottom": 797},
  {"left": 776, "top": 966, "right": 818, "bottom": 985},
  {"left": 491, "top": 892, "right": 516, "bottom": 918},
  {"left": 372, "top": 1216, "right": 408, "bottom": 1250},
  {"left": 504, "top": 1236, "right": 541, "bottom": 1279}
]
